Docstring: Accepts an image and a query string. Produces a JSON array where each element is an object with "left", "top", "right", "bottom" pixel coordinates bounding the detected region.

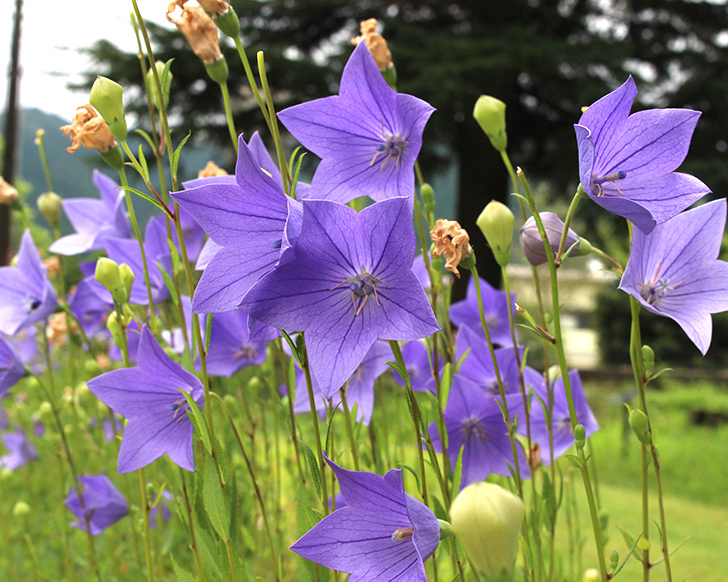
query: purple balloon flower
[
  {"left": 0, "top": 230, "right": 58, "bottom": 336},
  {"left": 456, "top": 325, "right": 524, "bottom": 395},
  {"left": 392, "top": 340, "right": 440, "bottom": 394},
  {"left": 172, "top": 134, "right": 302, "bottom": 314},
  {"left": 528, "top": 370, "right": 599, "bottom": 465},
  {"left": 290, "top": 454, "right": 440, "bottom": 580},
  {"left": 0, "top": 428, "right": 38, "bottom": 470},
  {"left": 575, "top": 76, "right": 709, "bottom": 234},
  {"left": 87, "top": 325, "right": 204, "bottom": 473},
  {"left": 65, "top": 475, "right": 128, "bottom": 536},
  {"left": 241, "top": 197, "right": 440, "bottom": 398},
  {"left": 278, "top": 42, "right": 435, "bottom": 204},
  {"left": 449, "top": 276, "right": 516, "bottom": 348},
  {"left": 430, "top": 375, "right": 529, "bottom": 489},
  {"left": 520, "top": 212, "right": 580, "bottom": 267},
  {"left": 618, "top": 198, "right": 728, "bottom": 354},
  {"left": 0, "top": 334, "right": 25, "bottom": 397},
  {"left": 203, "top": 308, "right": 269, "bottom": 377},
  {"left": 50, "top": 170, "right": 131, "bottom": 255}
]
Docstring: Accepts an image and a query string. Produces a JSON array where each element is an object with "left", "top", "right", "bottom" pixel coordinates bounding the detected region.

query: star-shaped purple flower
[
  {"left": 575, "top": 76, "right": 709, "bottom": 234},
  {"left": 618, "top": 198, "right": 728, "bottom": 354},
  {"left": 290, "top": 454, "right": 440, "bottom": 580},
  {"left": 65, "top": 475, "right": 128, "bottom": 536},
  {"left": 392, "top": 340, "right": 440, "bottom": 394},
  {"left": 430, "top": 375, "right": 529, "bottom": 489},
  {"left": 241, "top": 197, "right": 440, "bottom": 398},
  {"left": 50, "top": 170, "right": 131, "bottom": 255},
  {"left": 172, "top": 134, "right": 303, "bottom": 314},
  {"left": 0, "top": 428, "right": 38, "bottom": 470},
  {"left": 0, "top": 334, "right": 25, "bottom": 397},
  {"left": 278, "top": 42, "right": 435, "bottom": 204},
  {"left": 203, "top": 308, "right": 269, "bottom": 377},
  {"left": 455, "top": 325, "right": 524, "bottom": 395},
  {"left": 449, "top": 276, "right": 516, "bottom": 348},
  {"left": 87, "top": 325, "right": 204, "bottom": 473},
  {"left": 0, "top": 230, "right": 58, "bottom": 336}
]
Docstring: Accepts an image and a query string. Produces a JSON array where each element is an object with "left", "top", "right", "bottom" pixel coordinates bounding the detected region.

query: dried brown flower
[
  {"left": 47, "top": 313, "right": 69, "bottom": 347},
  {"left": 351, "top": 18, "right": 393, "bottom": 73},
  {"left": 60, "top": 105, "right": 116, "bottom": 153},
  {"left": 167, "top": 2, "right": 223, "bottom": 64},
  {"left": 43, "top": 257, "right": 61, "bottom": 281},
  {"left": 198, "top": 160, "right": 228, "bottom": 178},
  {"left": 0, "top": 176, "right": 18, "bottom": 204},
  {"left": 198, "top": 0, "right": 230, "bottom": 16},
  {"left": 430, "top": 219, "right": 472, "bottom": 278}
]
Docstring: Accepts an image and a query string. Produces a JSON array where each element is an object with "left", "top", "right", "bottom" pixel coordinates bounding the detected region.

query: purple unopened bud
[{"left": 520, "top": 212, "right": 580, "bottom": 267}]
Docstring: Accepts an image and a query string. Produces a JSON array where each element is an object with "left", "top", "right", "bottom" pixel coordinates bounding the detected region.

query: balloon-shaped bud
[
  {"left": 95, "top": 258, "right": 129, "bottom": 305},
  {"left": 89, "top": 76, "right": 127, "bottom": 141},
  {"left": 450, "top": 482, "right": 525, "bottom": 579},
  {"left": 474, "top": 95, "right": 507, "bottom": 152},
  {"left": 629, "top": 409, "right": 651, "bottom": 445},
  {"left": 37, "top": 192, "right": 63, "bottom": 228},
  {"left": 477, "top": 200, "right": 514, "bottom": 267},
  {"left": 520, "top": 212, "right": 580, "bottom": 267},
  {"left": 146, "top": 61, "right": 173, "bottom": 111},
  {"left": 641, "top": 345, "right": 655, "bottom": 376}
]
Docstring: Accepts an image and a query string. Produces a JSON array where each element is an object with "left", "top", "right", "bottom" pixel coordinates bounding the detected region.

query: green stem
[
  {"left": 138, "top": 469, "right": 155, "bottom": 582},
  {"left": 218, "top": 80, "right": 239, "bottom": 153},
  {"left": 180, "top": 469, "right": 205, "bottom": 581},
  {"left": 555, "top": 187, "right": 585, "bottom": 265},
  {"left": 232, "top": 36, "right": 272, "bottom": 128},
  {"left": 339, "top": 387, "right": 360, "bottom": 471}
]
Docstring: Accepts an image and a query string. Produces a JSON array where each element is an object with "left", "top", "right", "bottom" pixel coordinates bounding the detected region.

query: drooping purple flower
[
  {"left": 278, "top": 42, "right": 435, "bottom": 205},
  {"left": 105, "top": 218, "right": 173, "bottom": 306},
  {"left": 241, "top": 197, "right": 440, "bottom": 398},
  {"left": 290, "top": 454, "right": 440, "bottom": 580},
  {"left": 0, "top": 428, "right": 38, "bottom": 470},
  {"left": 50, "top": 170, "right": 131, "bottom": 255},
  {"left": 0, "top": 334, "right": 25, "bottom": 397},
  {"left": 69, "top": 271, "right": 112, "bottom": 337},
  {"left": 618, "top": 198, "right": 728, "bottom": 354},
  {"left": 392, "top": 340, "right": 440, "bottom": 394},
  {"left": 575, "top": 76, "right": 709, "bottom": 234},
  {"left": 0, "top": 230, "right": 58, "bottom": 336},
  {"left": 291, "top": 340, "right": 390, "bottom": 425},
  {"left": 87, "top": 325, "right": 204, "bottom": 473},
  {"left": 528, "top": 370, "right": 599, "bottom": 465},
  {"left": 430, "top": 375, "right": 529, "bottom": 489},
  {"left": 65, "top": 475, "right": 128, "bottom": 535},
  {"left": 449, "top": 276, "right": 516, "bottom": 348},
  {"left": 172, "top": 134, "right": 303, "bottom": 314},
  {"left": 203, "top": 308, "right": 269, "bottom": 377},
  {"left": 520, "top": 212, "right": 580, "bottom": 267},
  {"left": 455, "top": 325, "right": 524, "bottom": 395}
]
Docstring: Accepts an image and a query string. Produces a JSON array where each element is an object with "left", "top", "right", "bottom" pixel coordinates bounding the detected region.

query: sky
[{"left": 1, "top": 0, "right": 167, "bottom": 120}]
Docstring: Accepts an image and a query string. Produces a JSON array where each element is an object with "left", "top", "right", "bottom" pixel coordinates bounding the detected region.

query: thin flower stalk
[
  {"left": 179, "top": 469, "right": 206, "bottom": 581},
  {"left": 517, "top": 167, "right": 609, "bottom": 581},
  {"left": 339, "top": 387, "right": 360, "bottom": 471},
  {"left": 231, "top": 35, "right": 271, "bottom": 127},
  {"left": 274, "top": 340, "right": 306, "bottom": 484}
]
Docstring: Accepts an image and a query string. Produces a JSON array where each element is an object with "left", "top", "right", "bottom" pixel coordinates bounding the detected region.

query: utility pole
[{"left": 1, "top": 0, "right": 23, "bottom": 265}]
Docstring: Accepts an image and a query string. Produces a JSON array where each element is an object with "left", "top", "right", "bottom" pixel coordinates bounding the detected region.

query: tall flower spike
[
  {"left": 618, "top": 198, "right": 728, "bottom": 354},
  {"left": 575, "top": 76, "right": 709, "bottom": 234},
  {"left": 278, "top": 42, "right": 434, "bottom": 204},
  {"left": 290, "top": 454, "right": 440, "bottom": 580},
  {"left": 0, "top": 230, "right": 58, "bottom": 336},
  {"left": 87, "top": 326, "right": 204, "bottom": 473},
  {"left": 240, "top": 197, "right": 440, "bottom": 398}
]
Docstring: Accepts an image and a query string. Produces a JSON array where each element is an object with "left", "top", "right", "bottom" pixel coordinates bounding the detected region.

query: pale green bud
[
  {"left": 100, "top": 145, "right": 124, "bottom": 171},
  {"left": 38, "top": 401, "right": 53, "bottom": 424},
  {"left": 450, "top": 482, "right": 525, "bottom": 579},
  {"left": 95, "top": 258, "right": 129, "bottom": 304},
  {"left": 119, "top": 263, "right": 135, "bottom": 300},
  {"left": 642, "top": 345, "right": 655, "bottom": 376},
  {"left": 574, "top": 424, "right": 586, "bottom": 450},
  {"left": 629, "top": 409, "right": 651, "bottom": 445},
  {"left": 107, "top": 311, "right": 125, "bottom": 349},
  {"left": 90, "top": 76, "right": 127, "bottom": 141},
  {"left": 13, "top": 501, "right": 31, "bottom": 517},
  {"left": 420, "top": 183, "right": 435, "bottom": 215},
  {"left": 211, "top": 5, "right": 240, "bottom": 38},
  {"left": 37, "top": 192, "right": 63, "bottom": 228},
  {"left": 473, "top": 95, "right": 507, "bottom": 152},
  {"left": 205, "top": 57, "right": 229, "bottom": 85},
  {"left": 146, "top": 60, "right": 173, "bottom": 111},
  {"left": 477, "top": 200, "right": 514, "bottom": 267}
]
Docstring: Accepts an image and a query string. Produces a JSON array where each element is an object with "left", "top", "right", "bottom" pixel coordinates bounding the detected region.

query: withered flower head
[
  {"left": 198, "top": 160, "right": 228, "bottom": 178},
  {"left": 43, "top": 257, "right": 61, "bottom": 281},
  {"left": 167, "top": 3, "right": 223, "bottom": 64},
  {"left": 0, "top": 176, "right": 18, "bottom": 204},
  {"left": 430, "top": 219, "right": 472, "bottom": 278},
  {"left": 60, "top": 105, "right": 116, "bottom": 154},
  {"left": 350, "top": 18, "right": 393, "bottom": 73},
  {"left": 47, "top": 312, "right": 69, "bottom": 347},
  {"left": 198, "top": 0, "right": 230, "bottom": 16}
]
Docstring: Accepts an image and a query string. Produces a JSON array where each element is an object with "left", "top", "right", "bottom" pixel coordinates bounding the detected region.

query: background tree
[{"left": 79, "top": 0, "right": 728, "bottom": 289}]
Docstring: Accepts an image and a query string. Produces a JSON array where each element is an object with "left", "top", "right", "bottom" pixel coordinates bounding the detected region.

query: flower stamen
[
  {"left": 636, "top": 261, "right": 683, "bottom": 305},
  {"left": 331, "top": 271, "right": 385, "bottom": 316},
  {"left": 592, "top": 171, "right": 627, "bottom": 197}
]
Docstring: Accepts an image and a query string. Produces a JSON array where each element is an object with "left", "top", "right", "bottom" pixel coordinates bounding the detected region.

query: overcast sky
[{"left": 1, "top": 0, "right": 167, "bottom": 120}]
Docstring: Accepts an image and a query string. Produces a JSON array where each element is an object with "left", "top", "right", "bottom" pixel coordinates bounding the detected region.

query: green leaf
[
  {"left": 299, "top": 439, "right": 322, "bottom": 499},
  {"left": 386, "top": 360, "right": 408, "bottom": 382},
  {"left": 181, "top": 389, "right": 212, "bottom": 455},
  {"left": 171, "top": 132, "right": 192, "bottom": 178},
  {"left": 156, "top": 261, "right": 179, "bottom": 307},
  {"left": 137, "top": 144, "right": 150, "bottom": 182},
  {"left": 204, "top": 313, "right": 214, "bottom": 352},
  {"left": 565, "top": 454, "right": 584, "bottom": 469},
  {"left": 616, "top": 525, "right": 644, "bottom": 562},
  {"left": 134, "top": 128, "right": 155, "bottom": 150},
  {"left": 203, "top": 456, "right": 229, "bottom": 541},
  {"left": 170, "top": 553, "right": 197, "bottom": 582},
  {"left": 118, "top": 185, "right": 164, "bottom": 212},
  {"left": 395, "top": 463, "right": 420, "bottom": 490}
]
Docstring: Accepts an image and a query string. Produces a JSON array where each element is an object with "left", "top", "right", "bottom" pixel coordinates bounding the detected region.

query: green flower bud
[
  {"left": 642, "top": 345, "right": 655, "bottom": 376},
  {"left": 119, "top": 263, "right": 135, "bottom": 300},
  {"left": 450, "top": 482, "right": 525, "bottom": 579},
  {"left": 574, "top": 424, "right": 586, "bottom": 450},
  {"left": 90, "top": 76, "right": 127, "bottom": 141},
  {"left": 629, "top": 409, "right": 652, "bottom": 445},
  {"left": 205, "top": 57, "right": 229, "bottom": 85},
  {"left": 107, "top": 311, "right": 125, "bottom": 349},
  {"left": 13, "top": 501, "right": 30, "bottom": 517},
  {"left": 610, "top": 550, "right": 619, "bottom": 570},
  {"left": 247, "top": 377, "right": 262, "bottom": 393},
  {"left": 95, "top": 258, "right": 129, "bottom": 304},
  {"left": 477, "top": 200, "right": 514, "bottom": 267},
  {"left": 100, "top": 144, "right": 124, "bottom": 170},
  {"left": 420, "top": 183, "right": 435, "bottom": 215},
  {"left": 146, "top": 60, "right": 174, "bottom": 111},
  {"left": 38, "top": 401, "right": 53, "bottom": 424},
  {"left": 37, "top": 192, "right": 63, "bottom": 228},
  {"left": 473, "top": 95, "right": 507, "bottom": 152}
]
